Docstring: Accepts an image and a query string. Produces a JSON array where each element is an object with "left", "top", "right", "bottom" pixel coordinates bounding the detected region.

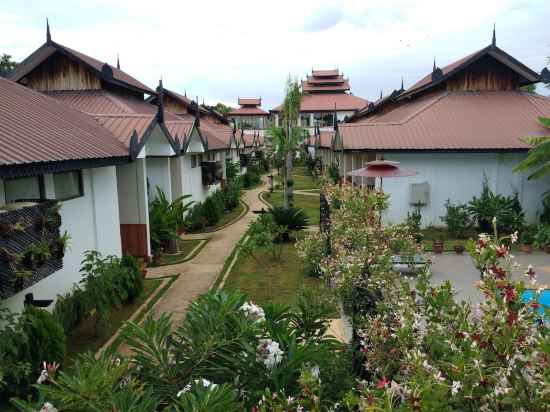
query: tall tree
[
  {"left": 266, "top": 78, "right": 303, "bottom": 209},
  {"left": 0, "top": 54, "right": 17, "bottom": 77},
  {"left": 212, "top": 102, "right": 231, "bottom": 115},
  {"left": 514, "top": 116, "right": 550, "bottom": 179}
]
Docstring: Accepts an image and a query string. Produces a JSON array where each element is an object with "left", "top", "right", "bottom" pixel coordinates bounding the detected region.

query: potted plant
[
  {"left": 519, "top": 225, "right": 536, "bottom": 254},
  {"left": 534, "top": 224, "right": 550, "bottom": 253},
  {"left": 433, "top": 237, "right": 445, "bottom": 254},
  {"left": 453, "top": 242, "right": 465, "bottom": 254}
]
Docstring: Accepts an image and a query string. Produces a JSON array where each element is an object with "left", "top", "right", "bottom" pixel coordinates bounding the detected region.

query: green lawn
[
  {"left": 223, "top": 242, "right": 331, "bottom": 310},
  {"left": 150, "top": 239, "right": 203, "bottom": 267},
  {"left": 263, "top": 192, "right": 320, "bottom": 224},
  {"left": 275, "top": 173, "right": 320, "bottom": 190},
  {"left": 65, "top": 278, "right": 162, "bottom": 363}
]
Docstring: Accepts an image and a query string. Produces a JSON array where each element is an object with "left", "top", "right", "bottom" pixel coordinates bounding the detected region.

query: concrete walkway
[{"left": 144, "top": 183, "right": 267, "bottom": 328}]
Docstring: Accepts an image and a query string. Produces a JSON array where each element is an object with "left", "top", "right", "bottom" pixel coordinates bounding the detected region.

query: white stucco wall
[
  {"left": 147, "top": 157, "right": 172, "bottom": 201},
  {"left": 374, "top": 152, "right": 549, "bottom": 226},
  {"left": 1, "top": 166, "right": 121, "bottom": 313}
]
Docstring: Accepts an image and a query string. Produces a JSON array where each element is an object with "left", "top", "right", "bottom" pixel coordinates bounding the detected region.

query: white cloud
[{"left": 1, "top": 0, "right": 549, "bottom": 107}]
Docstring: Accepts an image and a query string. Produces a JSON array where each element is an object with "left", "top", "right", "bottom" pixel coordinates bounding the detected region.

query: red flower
[
  {"left": 525, "top": 266, "right": 536, "bottom": 280},
  {"left": 496, "top": 245, "right": 509, "bottom": 258},
  {"left": 504, "top": 285, "right": 517, "bottom": 303},
  {"left": 377, "top": 376, "right": 390, "bottom": 389},
  {"left": 531, "top": 301, "right": 540, "bottom": 310},
  {"left": 490, "top": 265, "right": 507, "bottom": 280},
  {"left": 507, "top": 311, "right": 518, "bottom": 325}
]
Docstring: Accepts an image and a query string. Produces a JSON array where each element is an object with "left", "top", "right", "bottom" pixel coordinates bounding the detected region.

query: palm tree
[
  {"left": 266, "top": 78, "right": 304, "bottom": 208},
  {"left": 514, "top": 116, "right": 550, "bottom": 179}
]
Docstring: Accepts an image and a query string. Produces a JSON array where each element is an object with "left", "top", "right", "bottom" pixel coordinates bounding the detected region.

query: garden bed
[
  {"left": 188, "top": 201, "right": 247, "bottom": 234},
  {"left": 222, "top": 241, "right": 332, "bottom": 311},
  {"left": 65, "top": 278, "right": 162, "bottom": 364},
  {"left": 148, "top": 239, "right": 206, "bottom": 267},
  {"left": 261, "top": 191, "right": 320, "bottom": 224}
]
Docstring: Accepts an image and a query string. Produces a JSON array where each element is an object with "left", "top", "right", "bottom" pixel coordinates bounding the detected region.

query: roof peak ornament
[
  {"left": 156, "top": 78, "right": 165, "bottom": 123},
  {"left": 195, "top": 96, "right": 200, "bottom": 127},
  {"left": 101, "top": 63, "right": 113, "bottom": 80},
  {"left": 333, "top": 102, "right": 338, "bottom": 131},
  {"left": 116, "top": 53, "right": 120, "bottom": 70},
  {"left": 431, "top": 58, "right": 443, "bottom": 82},
  {"left": 400, "top": 77, "right": 404, "bottom": 92},
  {"left": 46, "top": 18, "right": 52, "bottom": 44},
  {"left": 380, "top": 89, "right": 383, "bottom": 99},
  {"left": 492, "top": 23, "right": 496, "bottom": 47}
]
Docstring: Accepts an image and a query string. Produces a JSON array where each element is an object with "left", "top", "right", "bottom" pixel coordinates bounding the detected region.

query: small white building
[
  {"left": 333, "top": 38, "right": 550, "bottom": 226},
  {"left": 0, "top": 77, "right": 128, "bottom": 313}
]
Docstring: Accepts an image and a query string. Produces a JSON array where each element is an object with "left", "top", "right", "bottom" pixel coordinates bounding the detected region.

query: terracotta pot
[
  {"left": 433, "top": 242, "right": 444, "bottom": 254},
  {"left": 544, "top": 245, "right": 550, "bottom": 254},
  {"left": 453, "top": 244, "right": 465, "bottom": 254},
  {"left": 520, "top": 244, "right": 533, "bottom": 254}
]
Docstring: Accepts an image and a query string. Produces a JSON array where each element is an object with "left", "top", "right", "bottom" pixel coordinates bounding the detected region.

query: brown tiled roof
[
  {"left": 46, "top": 90, "right": 180, "bottom": 147},
  {"left": 338, "top": 91, "right": 550, "bottom": 151},
  {"left": 302, "top": 80, "right": 350, "bottom": 93},
  {"left": 306, "top": 75, "right": 345, "bottom": 84},
  {"left": 0, "top": 77, "right": 128, "bottom": 166},
  {"left": 229, "top": 106, "right": 269, "bottom": 116},
  {"left": 319, "top": 131, "right": 335, "bottom": 148},
  {"left": 238, "top": 97, "right": 261, "bottom": 106},
  {"left": 312, "top": 69, "right": 339, "bottom": 77},
  {"left": 400, "top": 45, "right": 540, "bottom": 99},
  {"left": 272, "top": 92, "right": 368, "bottom": 112},
  {"left": 199, "top": 117, "right": 233, "bottom": 150},
  {"left": 11, "top": 41, "right": 154, "bottom": 94}
]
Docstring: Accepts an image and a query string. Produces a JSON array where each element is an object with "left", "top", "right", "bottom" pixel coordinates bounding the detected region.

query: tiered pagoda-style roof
[
  {"left": 229, "top": 97, "right": 268, "bottom": 116},
  {"left": 272, "top": 68, "right": 368, "bottom": 113},
  {"left": 336, "top": 33, "right": 550, "bottom": 153}
]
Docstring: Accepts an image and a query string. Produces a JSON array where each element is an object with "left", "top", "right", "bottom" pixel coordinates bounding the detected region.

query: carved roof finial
[
  {"left": 46, "top": 18, "right": 51, "bottom": 44},
  {"left": 492, "top": 23, "right": 496, "bottom": 47},
  {"left": 380, "top": 89, "right": 383, "bottom": 100},
  {"left": 433, "top": 57, "right": 437, "bottom": 72},
  {"left": 157, "top": 78, "right": 164, "bottom": 123},
  {"left": 333, "top": 102, "right": 338, "bottom": 131},
  {"left": 116, "top": 53, "right": 120, "bottom": 70},
  {"left": 195, "top": 96, "right": 200, "bottom": 127},
  {"left": 400, "top": 77, "right": 404, "bottom": 92}
]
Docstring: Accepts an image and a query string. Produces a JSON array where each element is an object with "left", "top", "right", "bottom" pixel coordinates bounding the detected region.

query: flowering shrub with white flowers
[{"left": 11, "top": 289, "right": 340, "bottom": 411}]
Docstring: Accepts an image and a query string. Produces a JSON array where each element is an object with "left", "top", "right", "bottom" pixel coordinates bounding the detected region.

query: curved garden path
[{"left": 143, "top": 182, "right": 267, "bottom": 328}]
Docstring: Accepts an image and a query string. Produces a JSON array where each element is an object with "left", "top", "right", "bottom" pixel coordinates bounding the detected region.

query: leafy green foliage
[
  {"left": 0, "top": 53, "right": 17, "bottom": 77},
  {"left": 202, "top": 190, "right": 225, "bottom": 226},
  {"left": 174, "top": 383, "right": 241, "bottom": 412},
  {"left": 267, "top": 206, "right": 309, "bottom": 239},
  {"left": 242, "top": 213, "right": 286, "bottom": 262},
  {"left": 533, "top": 224, "right": 550, "bottom": 247},
  {"left": 514, "top": 116, "right": 550, "bottom": 179},
  {"left": 53, "top": 251, "right": 143, "bottom": 336},
  {"left": 149, "top": 187, "right": 193, "bottom": 253},
  {"left": 0, "top": 308, "right": 31, "bottom": 396},
  {"left": 225, "top": 160, "right": 240, "bottom": 181},
  {"left": 22, "top": 307, "right": 66, "bottom": 372},
  {"left": 295, "top": 231, "right": 328, "bottom": 277},
  {"left": 440, "top": 199, "right": 473, "bottom": 238},
  {"left": 467, "top": 176, "right": 524, "bottom": 233}
]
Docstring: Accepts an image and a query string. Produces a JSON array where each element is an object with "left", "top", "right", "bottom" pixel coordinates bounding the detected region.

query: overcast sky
[{"left": 2, "top": 0, "right": 549, "bottom": 108}]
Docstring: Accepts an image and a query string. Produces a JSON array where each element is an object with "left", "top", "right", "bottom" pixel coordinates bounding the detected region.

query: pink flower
[
  {"left": 503, "top": 285, "right": 517, "bottom": 303},
  {"left": 496, "top": 245, "right": 509, "bottom": 258},
  {"left": 377, "top": 376, "right": 390, "bottom": 389}
]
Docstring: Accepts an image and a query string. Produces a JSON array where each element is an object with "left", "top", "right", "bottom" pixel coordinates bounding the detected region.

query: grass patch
[
  {"left": 65, "top": 278, "right": 162, "bottom": 363},
  {"left": 149, "top": 239, "right": 204, "bottom": 267},
  {"left": 222, "top": 242, "right": 330, "bottom": 310},
  {"left": 103, "top": 274, "right": 179, "bottom": 354},
  {"left": 275, "top": 172, "right": 320, "bottom": 190},
  {"left": 262, "top": 191, "right": 320, "bottom": 224}
]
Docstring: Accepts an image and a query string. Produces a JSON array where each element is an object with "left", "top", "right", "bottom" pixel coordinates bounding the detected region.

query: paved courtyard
[{"left": 427, "top": 252, "right": 550, "bottom": 304}]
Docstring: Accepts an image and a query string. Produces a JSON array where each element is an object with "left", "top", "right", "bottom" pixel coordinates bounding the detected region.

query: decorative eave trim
[{"left": 339, "top": 148, "right": 529, "bottom": 153}]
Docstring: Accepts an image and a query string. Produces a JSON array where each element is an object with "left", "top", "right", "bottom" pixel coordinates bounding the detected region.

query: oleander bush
[{"left": 11, "top": 289, "right": 340, "bottom": 411}]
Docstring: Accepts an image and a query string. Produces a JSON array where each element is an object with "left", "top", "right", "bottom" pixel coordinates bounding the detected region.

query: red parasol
[
  {"left": 347, "top": 160, "right": 417, "bottom": 178},
  {"left": 347, "top": 160, "right": 417, "bottom": 191}
]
